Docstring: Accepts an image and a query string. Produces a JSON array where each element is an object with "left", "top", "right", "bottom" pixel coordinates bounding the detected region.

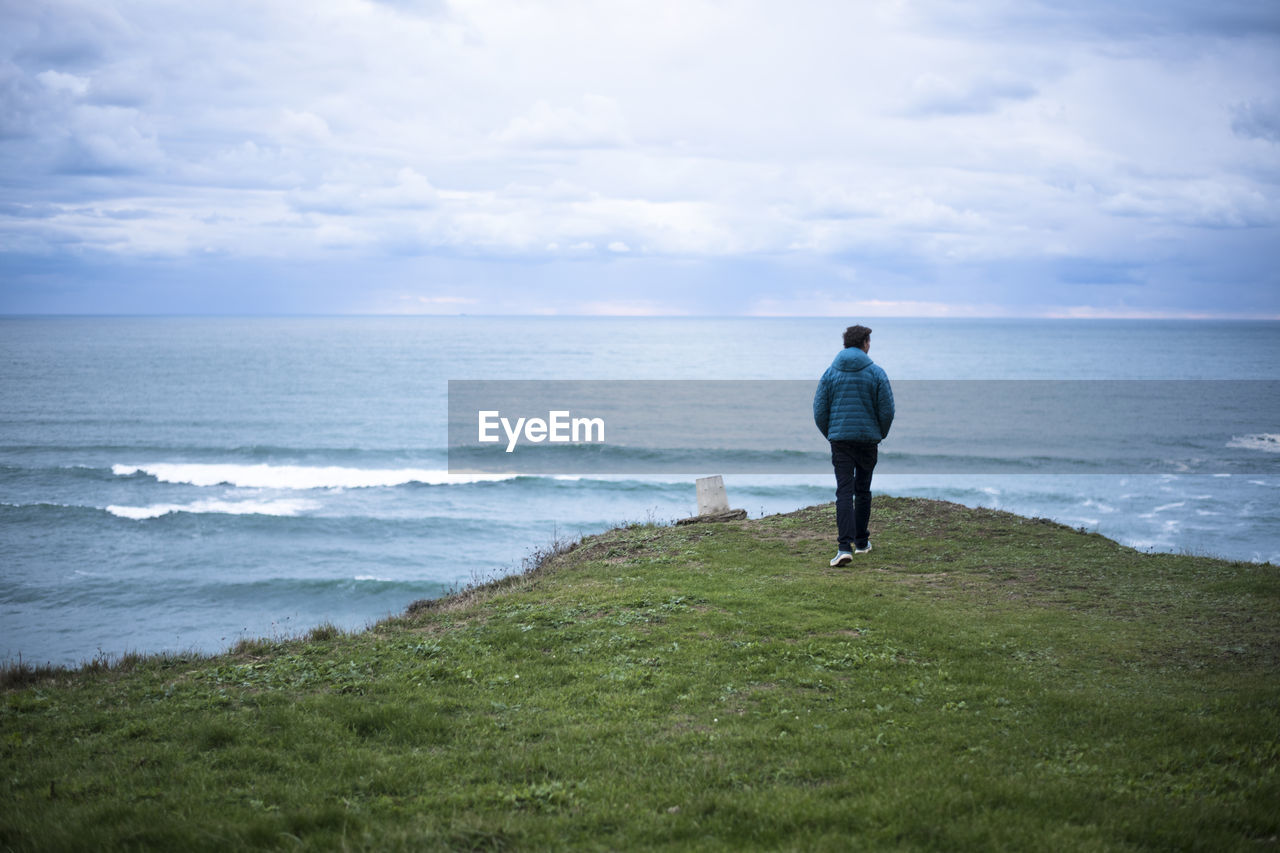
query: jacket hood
[{"left": 831, "top": 347, "right": 873, "bottom": 372}]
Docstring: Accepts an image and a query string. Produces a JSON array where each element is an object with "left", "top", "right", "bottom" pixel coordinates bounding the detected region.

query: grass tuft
[
  {"left": 403, "top": 528, "right": 583, "bottom": 618},
  {"left": 0, "top": 656, "right": 60, "bottom": 689},
  {"left": 304, "top": 622, "right": 344, "bottom": 643}
]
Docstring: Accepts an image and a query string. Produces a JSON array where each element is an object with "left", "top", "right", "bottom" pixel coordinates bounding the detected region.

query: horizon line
[{"left": 2, "top": 312, "right": 1279, "bottom": 321}]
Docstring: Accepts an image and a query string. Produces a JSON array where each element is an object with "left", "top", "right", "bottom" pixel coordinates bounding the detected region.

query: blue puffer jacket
[{"left": 813, "top": 347, "right": 895, "bottom": 442}]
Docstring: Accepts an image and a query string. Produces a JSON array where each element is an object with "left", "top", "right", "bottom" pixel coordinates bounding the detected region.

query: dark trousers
[{"left": 831, "top": 440, "right": 878, "bottom": 551}]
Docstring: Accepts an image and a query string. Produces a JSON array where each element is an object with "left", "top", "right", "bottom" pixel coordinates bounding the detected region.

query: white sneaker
[
  {"left": 830, "top": 551, "right": 853, "bottom": 567},
  {"left": 855, "top": 542, "right": 873, "bottom": 555}
]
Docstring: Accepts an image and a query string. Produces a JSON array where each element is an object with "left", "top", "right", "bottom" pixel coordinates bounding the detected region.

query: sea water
[{"left": 2, "top": 316, "right": 1277, "bottom": 666}]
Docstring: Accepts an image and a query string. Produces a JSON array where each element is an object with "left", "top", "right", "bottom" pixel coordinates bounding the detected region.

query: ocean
[{"left": 2, "top": 316, "right": 1278, "bottom": 667}]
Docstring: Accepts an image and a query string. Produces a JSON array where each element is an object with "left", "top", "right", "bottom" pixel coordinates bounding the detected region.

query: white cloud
[
  {"left": 495, "top": 94, "right": 630, "bottom": 148},
  {"left": 0, "top": 0, "right": 1277, "bottom": 315},
  {"left": 904, "top": 73, "right": 1037, "bottom": 116},
  {"left": 288, "top": 167, "right": 438, "bottom": 215},
  {"left": 748, "top": 295, "right": 1018, "bottom": 319},
  {"left": 1101, "top": 180, "right": 1276, "bottom": 229},
  {"left": 56, "top": 105, "right": 165, "bottom": 175},
  {"left": 1232, "top": 99, "right": 1280, "bottom": 143},
  {"left": 36, "top": 70, "right": 89, "bottom": 96},
  {"left": 578, "top": 299, "right": 688, "bottom": 316},
  {"left": 276, "top": 109, "right": 331, "bottom": 142},
  {"left": 1042, "top": 305, "right": 1276, "bottom": 320}
]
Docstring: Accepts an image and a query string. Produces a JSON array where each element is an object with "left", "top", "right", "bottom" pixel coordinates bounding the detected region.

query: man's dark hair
[{"left": 843, "top": 325, "right": 872, "bottom": 349}]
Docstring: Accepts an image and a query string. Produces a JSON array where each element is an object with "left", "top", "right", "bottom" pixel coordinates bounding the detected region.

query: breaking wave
[
  {"left": 112, "top": 463, "right": 516, "bottom": 489},
  {"left": 1227, "top": 433, "right": 1280, "bottom": 454},
  {"left": 105, "top": 498, "right": 321, "bottom": 520}
]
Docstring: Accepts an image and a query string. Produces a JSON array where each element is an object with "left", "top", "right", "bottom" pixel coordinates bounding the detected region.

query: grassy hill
[{"left": 2, "top": 497, "right": 1277, "bottom": 851}]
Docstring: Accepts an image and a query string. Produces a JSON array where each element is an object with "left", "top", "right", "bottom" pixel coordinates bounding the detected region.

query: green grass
[{"left": 3, "top": 497, "right": 1278, "bottom": 851}]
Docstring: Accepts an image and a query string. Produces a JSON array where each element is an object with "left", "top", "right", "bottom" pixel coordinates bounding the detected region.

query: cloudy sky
[{"left": 2, "top": 0, "right": 1278, "bottom": 316}]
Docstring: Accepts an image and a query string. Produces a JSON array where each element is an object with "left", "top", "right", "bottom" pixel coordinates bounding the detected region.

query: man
[{"left": 813, "top": 324, "right": 895, "bottom": 566}]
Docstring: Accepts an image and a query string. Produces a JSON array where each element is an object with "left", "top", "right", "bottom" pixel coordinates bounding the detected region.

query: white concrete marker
[{"left": 696, "top": 475, "right": 730, "bottom": 516}]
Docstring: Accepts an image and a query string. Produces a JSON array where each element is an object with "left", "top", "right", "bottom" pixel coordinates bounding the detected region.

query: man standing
[{"left": 813, "top": 324, "right": 895, "bottom": 566}]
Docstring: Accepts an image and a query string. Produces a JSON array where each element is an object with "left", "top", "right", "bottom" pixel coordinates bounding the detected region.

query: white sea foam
[
  {"left": 1227, "top": 433, "right": 1280, "bottom": 453},
  {"left": 105, "top": 498, "right": 320, "bottom": 520},
  {"left": 111, "top": 463, "right": 514, "bottom": 490},
  {"left": 353, "top": 575, "right": 392, "bottom": 582}
]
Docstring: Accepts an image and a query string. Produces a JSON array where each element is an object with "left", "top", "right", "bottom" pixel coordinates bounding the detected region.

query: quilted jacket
[{"left": 813, "top": 347, "right": 895, "bottom": 442}]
